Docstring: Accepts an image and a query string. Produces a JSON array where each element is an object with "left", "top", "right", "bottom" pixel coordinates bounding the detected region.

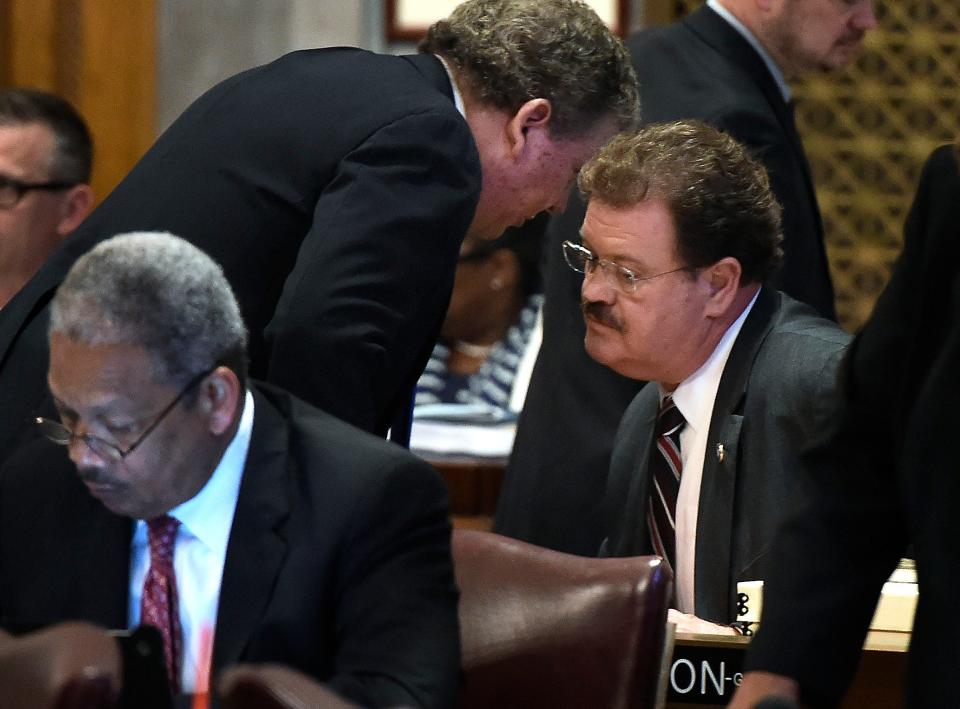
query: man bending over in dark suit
[
  {"left": 578, "top": 121, "right": 850, "bottom": 632},
  {"left": 0, "top": 0, "right": 639, "bottom": 465},
  {"left": 0, "top": 232, "right": 460, "bottom": 707},
  {"left": 495, "top": 0, "right": 876, "bottom": 557}
]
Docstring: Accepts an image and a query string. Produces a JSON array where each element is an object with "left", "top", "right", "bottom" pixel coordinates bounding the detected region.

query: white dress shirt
[
  {"left": 436, "top": 55, "right": 467, "bottom": 118},
  {"left": 128, "top": 390, "right": 254, "bottom": 693},
  {"left": 666, "top": 289, "right": 759, "bottom": 614},
  {"left": 707, "top": 0, "right": 792, "bottom": 102}
]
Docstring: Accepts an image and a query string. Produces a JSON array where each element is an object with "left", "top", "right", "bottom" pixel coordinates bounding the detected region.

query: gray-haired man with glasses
[
  {"left": 581, "top": 120, "right": 849, "bottom": 634},
  {"left": 0, "top": 232, "right": 459, "bottom": 706}
]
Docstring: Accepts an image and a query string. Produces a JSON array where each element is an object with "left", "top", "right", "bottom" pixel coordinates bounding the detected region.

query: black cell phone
[{"left": 110, "top": 625, "right": 173, "bottom": 709}]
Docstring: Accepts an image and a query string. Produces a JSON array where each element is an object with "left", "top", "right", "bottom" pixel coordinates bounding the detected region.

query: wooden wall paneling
[
  {"left": 0, "top": 0, "right": 156, "bottom": 205},
  {"left": 6, "top": 0, "right": 60, "bottom": 89},
  {"left": 0, "top": 3, "right": 10, "bottom": 85},
  {"left": 75, "top": 0, "right": 156, "bottom": 202}
]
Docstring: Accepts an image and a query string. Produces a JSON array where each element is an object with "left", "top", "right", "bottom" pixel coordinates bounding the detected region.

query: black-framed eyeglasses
[
  {"left": 0, "top": 174, "right": 78, "bottom": 209},
  {"left": 36, "top": 366, "right": 216, "bottom": 462},
  {"left": 562, "top": 240, "right": 691, "bottom": 295}
]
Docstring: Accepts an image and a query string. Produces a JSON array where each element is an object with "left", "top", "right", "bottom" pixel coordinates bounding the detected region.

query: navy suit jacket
[
  {"left": 0, "top": 384, "right": 460, "bottom": 708},
  {"left": 0, "top": 50, "right": 481, "bottom": 464},
  {"left": 495, "top": 5, "right": 834, "bottom": 555}
]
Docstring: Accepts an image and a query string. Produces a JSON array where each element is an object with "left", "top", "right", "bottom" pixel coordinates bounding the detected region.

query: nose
[
  {"left": 581, "top": 264, "right": 616, "bottom": 303},
  {"left": 67, "top": 433, "right": 108, "bottom": 470},
  {"left": 853, "top": 1, "right": 878, "bottom": 31}
]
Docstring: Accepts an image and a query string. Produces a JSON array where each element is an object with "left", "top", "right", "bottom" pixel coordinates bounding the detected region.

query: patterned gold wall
[{"left": 652, "top": 1, "right": 960, "bottom": 330}]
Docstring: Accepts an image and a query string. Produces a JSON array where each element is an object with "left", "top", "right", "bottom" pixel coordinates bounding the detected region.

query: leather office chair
[
  {"left": 219, "top": 665, "right": 359, "bottom": 709},
  {"left": 453, "top": 530, "right": 673, "bottom": 709},
  {"left": 0, "top": 621, "right": 121, "bottom": 709}
]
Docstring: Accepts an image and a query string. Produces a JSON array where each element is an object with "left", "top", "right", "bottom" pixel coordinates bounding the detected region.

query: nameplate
[{"left": 665, "top": 634, "right": 749, "bottom": 707}]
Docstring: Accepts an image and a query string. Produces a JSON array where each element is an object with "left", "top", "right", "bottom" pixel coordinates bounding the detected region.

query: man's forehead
[
  {"left": 48, "top": 334, "right": 160, "bottom": 409},
  {"left": 0, "top": 122, "right": 56, "bottom": 173}
]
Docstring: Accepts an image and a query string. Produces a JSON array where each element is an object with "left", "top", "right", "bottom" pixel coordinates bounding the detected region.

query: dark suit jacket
[
  {"left": 0, "top": 384, "right": 460, "bottom": 709},
  {"left": 602, "top": 288, "right": 849, "bottom": 623},
  {"left": 0, "top": 49, "right": 481, "bottom": 464},
  {"left": 495, "top": 5, "right": 834, "bottom": 555},
  {"left": 745, "top": 146, "right": 960, "bottom": 707}
]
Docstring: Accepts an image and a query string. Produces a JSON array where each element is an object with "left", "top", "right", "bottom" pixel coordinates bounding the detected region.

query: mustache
[
  {"left": 77, "top": 467, "right": 113, "bottom": 485},
  {"left": 581, "top": 300, "right": 624, "bottom": 331}
]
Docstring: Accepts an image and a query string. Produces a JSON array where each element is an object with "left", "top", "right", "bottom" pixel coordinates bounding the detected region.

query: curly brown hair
[
  {"left": 579, "top": 120, "right": 784, "bottom": 284},
  {"left": 420, "top": 0, "right": 639, "bottom": 138}
]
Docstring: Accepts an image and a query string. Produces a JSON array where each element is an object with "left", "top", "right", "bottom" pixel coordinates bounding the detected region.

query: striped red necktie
[
  {"left": 141, "top": 515, "right": 183, "bottom": 694},
  {"left": 647, "top": 396, "right": 685, "bottom": 571}
]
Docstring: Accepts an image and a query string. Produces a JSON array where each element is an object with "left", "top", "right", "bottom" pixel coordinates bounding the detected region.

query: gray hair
[
  {"left": 420, "top": 0, "right": 640, "bottom": 138},
  {"left": 50, "top": 232, "right": 247, "bottom": 386}
]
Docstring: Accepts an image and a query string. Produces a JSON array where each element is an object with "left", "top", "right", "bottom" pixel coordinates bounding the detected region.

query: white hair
[{"left": 50, "top": 231, "right": 248, "bottom": 385}]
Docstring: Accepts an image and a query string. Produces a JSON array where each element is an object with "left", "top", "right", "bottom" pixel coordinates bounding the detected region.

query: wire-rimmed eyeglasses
[
  {"left": 561, "top": 240, "right": 691, "bottom": 295},
  {"left": 0, "top": 173, "right": 77, "bottom": 209},
  {"left": 36, "top": 367, "right": 215, "bottom": 462}
]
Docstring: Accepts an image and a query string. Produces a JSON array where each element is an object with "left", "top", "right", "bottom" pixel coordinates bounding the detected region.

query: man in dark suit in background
[
  {"left": 0, "top": 232, "right": 460, "bottom": 707},
  {"left": 0, "top": 0, "right": 639, "bottom": 465},
  {"left": 731, "top": 144, "right": 960, "bottom": 707},
  {"left": 0, "top": 88, "right": 94, "bottom": 309},
  {"left": 576, "top": 121, "right": 848, "bottom": 632},
  {"left": 495, "top": 0, "right": 876, "bottom": 555}
]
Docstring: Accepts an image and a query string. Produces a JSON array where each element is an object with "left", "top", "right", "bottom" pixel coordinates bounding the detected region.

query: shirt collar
[
  {"left": 164, "top": 389, "right": 255, "bottom": 556},
  {"left": 706, "top": 0, "right": 792, "bottom": 102},
  {"left": 435, "top": 55, "right": 466, "bottom": 118},
  {"left": 663, "top": 287, "right": 761, "bottom": 432}
]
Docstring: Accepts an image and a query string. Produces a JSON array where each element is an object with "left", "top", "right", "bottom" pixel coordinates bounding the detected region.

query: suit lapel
[
  {"left": 212, "top": 387, "right": 291, "bottom": 673},
  {"left": 685, "top": 6, "right": 823, "bottom": 237},
  {"left": 694, "top": 288, "right": 779, "bottom": 622},
  {"left": 624, "top": 396, "right": 658, "bottom": 556}
]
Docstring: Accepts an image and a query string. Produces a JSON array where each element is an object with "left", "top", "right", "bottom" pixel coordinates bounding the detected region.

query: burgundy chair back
[
  {"left": 0, "top": 622, "right": 121, "bottom": 709},
  {"left": 219, "top": 665, "right": 359, "bottom": 709},
  {"left": 453, "top": 530, "right": 672, "bottom": 709}
]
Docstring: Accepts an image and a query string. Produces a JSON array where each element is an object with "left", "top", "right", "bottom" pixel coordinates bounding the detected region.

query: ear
[
  {"left": 702, "top": 257, "right": 743, "bottom": 317},
  {"left": 505, "top": 98, "right": 553, "bottom": 160},
  {"left": 55, "top": 184, "right": 94, "bottom": 237},
  {"left": 200, "top": 367, "right": 242, "bottom": 435}
]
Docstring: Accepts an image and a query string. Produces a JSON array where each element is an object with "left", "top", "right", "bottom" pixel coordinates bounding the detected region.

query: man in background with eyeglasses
[
  {"left": 0, "top": 231, "right": 459, "bottom": 707},
  {"left": 582, "top": 121, "right": 848, "bottom": 633},
  {"left": 0, "top": 88, "right": 93, "bottom": 309}
]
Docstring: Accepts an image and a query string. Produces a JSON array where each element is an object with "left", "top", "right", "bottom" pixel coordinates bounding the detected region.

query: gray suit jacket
[{"left": 602, "top": 288, "right": 849, "bottom": 623}]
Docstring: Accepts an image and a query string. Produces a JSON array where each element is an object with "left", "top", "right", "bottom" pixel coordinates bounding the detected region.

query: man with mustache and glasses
[
  {"left": 496, "top": 0, "right": 877, "bottom": 557},
  {"left": 580, "top": 121, "right": 849, "bottom": 633},
  {"left": 0, "top": 232, "right": 459, "bottom": 707}
]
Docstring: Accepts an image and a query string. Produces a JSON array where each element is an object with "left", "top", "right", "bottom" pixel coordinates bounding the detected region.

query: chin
[{"left": 584, "top": 336, "right": 617, "bottom": 370}]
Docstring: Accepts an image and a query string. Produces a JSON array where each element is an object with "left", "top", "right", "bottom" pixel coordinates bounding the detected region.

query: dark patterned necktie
[
  {"left": 142, "top": 515, "right": 182, "bottom": 694},
  {"left": 647, "top": 396, "right": 686, "bottom": 571}
]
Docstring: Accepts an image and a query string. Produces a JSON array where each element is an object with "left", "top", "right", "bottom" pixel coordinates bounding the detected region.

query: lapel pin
[{"left": 716, "top": 443, "right": 725, "bottom": 463}]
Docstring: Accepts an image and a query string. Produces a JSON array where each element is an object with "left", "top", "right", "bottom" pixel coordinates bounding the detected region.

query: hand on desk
[{"left": 668, "top": 609, "right": 739, "bottom": 636}]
